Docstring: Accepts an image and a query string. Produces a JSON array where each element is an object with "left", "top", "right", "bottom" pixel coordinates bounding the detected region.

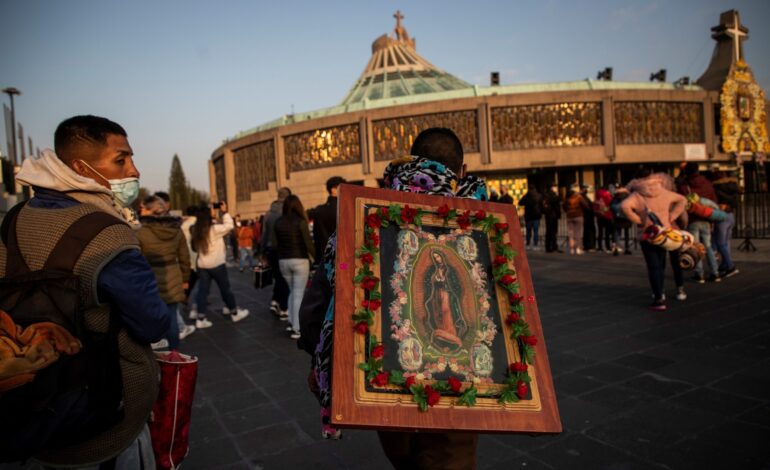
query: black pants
[
  {"left": 640, "top": 242, "right": 683, "bottom": 300},
  {"left": 545, "top": 217, "right": 559, "bottom": 252},
  {"left": 583, "top": 215, "right": 596, "bottom": 250},
  {"left": 596, "top": 218, "right": 614, "bottom": 251},
  {"left": 267, "top": 249, "right": 289, "bottom": 310}
]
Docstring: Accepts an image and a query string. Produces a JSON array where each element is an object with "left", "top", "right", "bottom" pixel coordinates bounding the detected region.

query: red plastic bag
[{"left": 149, "top": 351, "right": 198, "bottom": 470}]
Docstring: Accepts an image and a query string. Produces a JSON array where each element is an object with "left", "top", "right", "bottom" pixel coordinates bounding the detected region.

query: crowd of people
[{"left": 0, "top": 114, "right": 747, "bottom": 468}]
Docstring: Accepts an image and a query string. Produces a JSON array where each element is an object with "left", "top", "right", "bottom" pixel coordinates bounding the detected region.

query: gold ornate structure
[
  {"left": 373, "top": 110, "right": 479, "bottom": 161},
  {"left": 720, "top": 60, "right": 769, "bottom": 155}
]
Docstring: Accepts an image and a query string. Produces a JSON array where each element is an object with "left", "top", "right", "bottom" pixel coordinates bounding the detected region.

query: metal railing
[{"left": 735, "top": 192, "right": 770, "bottom": 239}]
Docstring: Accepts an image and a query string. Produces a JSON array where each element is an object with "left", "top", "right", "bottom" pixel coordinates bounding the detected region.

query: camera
[{"left": 211, "top": 202, "right": 222, "bottom": 209}]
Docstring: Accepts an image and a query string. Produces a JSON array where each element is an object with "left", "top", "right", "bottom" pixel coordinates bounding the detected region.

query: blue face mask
[{"left": 79, "top": 160, "right": 141, "bottom": 207}]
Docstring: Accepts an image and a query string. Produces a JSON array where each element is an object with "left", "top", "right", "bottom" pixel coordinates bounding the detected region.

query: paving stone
[
  {"left": 221, "top": 404, "right": 289, "bottom": 435},
  {"left": 210, "top": 388, "right": 272, "bottom": 414},
  {"left": 585, "top": 415, "right": 682, "bottom": 461},
  {"left": 581, "top": 385, "right": 658, "bottom": 410},
  {"left": 710, "top": 372, "right": 770, "bottom": 400},
  {"left": 669, "top": 387, "right": 761, "bottom": 416},
  {"left": 628, "top": 400, "right": 725, "bottom": 435},
  {"left": 555, "top": 397, "right": 615, "bottom": 432},
  {"left": 622, "top": 372, "right": 695, "bottom": 397},
  {"left": 611, "top": 353, "right": 675, "bottom": 371},
  {"left": 553, "top": 372, "right": 606, "bottom": 397},
  {"left": 235, "top": 421, "right": 315, "bottom": 459},
  {"left": 573, "top": 362, "right": 641, "bottom": 384},
  {"left": 530, "top": 434, "right": 653, "bottom": 469},
  {"left": 184, "top": 437, "right": 242, "bottom": 469},
  {"left": 736, "top": 405, "right": 770, "bottom": 428}
]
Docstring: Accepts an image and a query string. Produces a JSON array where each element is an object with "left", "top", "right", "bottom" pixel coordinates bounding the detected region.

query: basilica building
[{"left": 210, "top": 10, "right": 768, "bottom": 218}]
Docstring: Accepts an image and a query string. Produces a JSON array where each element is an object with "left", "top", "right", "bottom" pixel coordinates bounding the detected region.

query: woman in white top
[{"left": 190, "top": 202, "right": 249, "bottom": 327}]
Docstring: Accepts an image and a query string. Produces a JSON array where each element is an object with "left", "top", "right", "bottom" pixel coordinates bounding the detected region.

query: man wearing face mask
[{"left": 3, "top": 115, "right": 170, "bottom": 468}]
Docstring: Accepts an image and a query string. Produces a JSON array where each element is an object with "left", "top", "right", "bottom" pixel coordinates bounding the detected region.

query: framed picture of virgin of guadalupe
[{"left": 331, "top": 184, "right": 561, "bottom": 433}]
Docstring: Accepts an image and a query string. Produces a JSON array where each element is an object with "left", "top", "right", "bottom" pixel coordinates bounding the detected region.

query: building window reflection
[
  {"left": 234, "top": 140, "right": 276, "bottom": 201},
  {"left": 284, "top": 124, "right": 361, "bottom": 171},
  {"left": 614, "top": 101, "right": 703, "bottom": 144},
  {"left": 373, "top": 110, "right": 479, "bottom": 161},
  {"left": 492, "top": 102, "right": 603, "bottom": 151}
]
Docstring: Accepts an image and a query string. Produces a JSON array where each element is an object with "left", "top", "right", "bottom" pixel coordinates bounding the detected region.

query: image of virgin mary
[{"left": 423, "top": 249, "right": 468, "bottom": 353}]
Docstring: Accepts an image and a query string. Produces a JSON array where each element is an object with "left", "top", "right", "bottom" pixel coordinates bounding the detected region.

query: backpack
[
  {"left": 610, "top": 194, "right": 632, "bottom": 229},
  {"left": 0, "top": 202, "right": 126, "bottom": 462}
]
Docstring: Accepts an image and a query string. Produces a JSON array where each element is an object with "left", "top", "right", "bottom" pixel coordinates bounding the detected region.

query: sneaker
[
  {"left": 188, "top": 308, "right": 199, "bottom": 320},
  {"left": 279, "top": 310, "right": 289, "bottom": 320},
  {"left": 692, "top": 274, "right": 705, "bottom": 284},
  {"left": 222, "top": 307, "right": 233, "bottom": 315},
  {"left": 676, "top": 287, "right": 687, "bottom": 301},
  {"left": 649, "top": 299, "right": 667, "bottom": 311},
  {"left": 721, "top": 267, "right": 739, "bottom": 278},
  {"left": 290, "top": 331, "right": 301, "bottom": 340},
  {"left": 708, "top": 274, "right": 721, "bottom": 283},
  {"left": 151, "top": 339, "right": 169, "bottom": 350},
  {"left": 576, "top": 248, "right": 584, "bottom": 255},
  {"left": 285, "top": 325, "right": 294, "bottom": 332},
  {"left": 231, "top": 308, "right": 250, "bottom": 323},
  {"left": 196, "top": 318, "right": 213, "bottom": 329},
  {"left": 179, "top": 324, "right": 196, "bottom": 340}
]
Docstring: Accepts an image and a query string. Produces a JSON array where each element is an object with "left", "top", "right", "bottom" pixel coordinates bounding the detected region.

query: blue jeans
[
  {"left": 688, "top": 221, "right": 718, "bottom": 276},
  {"left": 641, "top": 242, "right": 683, "bottom": 300},
  {"left": 712, "top": 212, "right": 735, "bottom": 271},
  {"left": 239, "top": 247, "right": 255, "bottom": 270},
  {"left": 196, "top": 264, "right": 237, "bottom": 318},
  {"left": 525, "top": 219, "right": 540, "bottom": 246},
  {"left": 166, "top": 303, "right": 180, "bottom": 350},
  {"left": 279, "top": 258, "right": 310, "bottom": 332}
]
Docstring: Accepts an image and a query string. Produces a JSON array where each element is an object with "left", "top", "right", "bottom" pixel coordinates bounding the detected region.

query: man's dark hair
[
  {"left": 54, "top": 115, "right": 127, "bottom": 163},
  {"left": 410, "top": 128, "right": 464, "bottom": 174},
  {"left": 154, "top": 191, "right": 170, "bottom": 202},
  {"left": 683, "top": 162, "right": 699, "bottom": 176},
  {"left": 326, "top": 176, "right": 346, "bottom": 194}
]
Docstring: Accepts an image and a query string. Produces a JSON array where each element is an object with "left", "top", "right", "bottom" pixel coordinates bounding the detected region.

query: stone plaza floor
[{"left": 181, "top": 239, "right": 770, "bottom": 469}]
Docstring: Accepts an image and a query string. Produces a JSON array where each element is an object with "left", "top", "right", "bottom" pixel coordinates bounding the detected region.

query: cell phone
[{"left": 212, "top": 202, "right": 222, "bottom": 209}]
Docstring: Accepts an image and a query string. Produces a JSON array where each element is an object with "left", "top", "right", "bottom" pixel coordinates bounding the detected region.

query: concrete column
[
  {"left": 360, "top": 117, "right": 371, "bottom": 175},
  {"left": 224, "top": 148, "right": 236, "bottom": 212},
  {"left": 275, "top": 133, "right": 288, "bottom": 185},
  {"left": 703, "top": 96, "right": 715, "bottom": 158},
  {"left": 602, "top": 97, "right": 615, "bottom": 162},
  {"left": 208, "top": 159, "right": 216, "bottom": 202},
  {"left": 478, "top": 103, "right": 492, "bottom": 165}
]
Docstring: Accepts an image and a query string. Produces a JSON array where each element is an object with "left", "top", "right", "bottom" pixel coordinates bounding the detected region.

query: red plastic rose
[
  {"left": 365, "top": 213, "right": 382, "bottom": 229},
  {"left": 404, "top": 375, "right": 416, "bottom": 389},
  {"left": 493, "top": 255, "right": 508, "bottom": 266},
  {"left": 366, "top": 231, "right": 380, "bottom": 248},
  {"left": 372, "top": 371, "right": 390, "bottom": 387},
  {"left": 505, "top": 313, "right": 521, "bottom": 325},
  {"left": 521, "top": 335, "right": 538, "bottom": 346},
  {"left": 380, "top": 207, "right": 390, "bottom": 219},
  {"left": 457, "top": 210, "right": 472, "bottom": 229},
  {"left": 359, "top": 252, "right": 374, "bottom": 265},
  {"left": 500, "top": 274, "right": 515, "bottom": 285},
  {"left": 448, "top": 376, "right": 462, "bottom": 393},
  {"left": 401, "top": 205, "right": 418, "bottom": 224},
  {"left": 361, "top": 276, "right": 378, "bottom": 291},
  {"left": 424, "top": 385, "right": 441, "bottom": 407},
  {"left": 354, "top": 321, "right": 369, "bottom": 335},
  {"left": 362, "top": 299, "right": 381, "bottom": 311},
  {"left": 371, "top": 344, "right": 385, "bottom": 359},
  {"left": 436, "top": 204, "right": 450, "bottom": 219},
  {"left": 516, "top": 380, "right": 529, "bottom": 399},
  {"left": 474, "top": 210, "right": 486, "bottom": 221},
  {"left": 510, "top": 361, "right": 528, "bottom": 373},
  {"left": 509, "top": 293, "right": 524, "bottom": 304},
  {"left": 494, "top": 222, "right": 509, "bottom": 232}
]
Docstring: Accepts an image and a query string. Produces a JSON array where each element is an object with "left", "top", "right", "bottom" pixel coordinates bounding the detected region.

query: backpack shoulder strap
[
  {"left": 44, "top": 212, "right": 126, "bottom": 273},
  {"left": 1, "top": 202, "right": 31, "bottom": 276}
]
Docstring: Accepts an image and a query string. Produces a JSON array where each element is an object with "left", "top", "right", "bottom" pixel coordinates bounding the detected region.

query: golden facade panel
[
  {"left": 284, "top": 124, "right": 362, "bottom": 172},
  {"left": 373, "top": 110, "right": 479, "bottom": 161},
  {"left": 491, "top": 103, "right": 602, "bottom": 151},
  {"left": 233, "top": 140, "right": 276, "bottom": 201},
  {"left": 614, "top": 102, "right": 704, "bottom": 145},
  {"left": 213, "top": 157, "right": 226, "bottom": 203}
]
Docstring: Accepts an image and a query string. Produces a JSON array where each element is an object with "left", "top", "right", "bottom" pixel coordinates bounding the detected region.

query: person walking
[
  {"left": 594, "top": 187, "right": 615, "bottom": 253},
  {"left": 621, "top": 169, "right": 688, "bottom": 311},
  {"left": 581, "top": 185, "right": 597, "bottom": 252},
  {"left": 191, "top": 201, "right": 249, "bottom": 327},
  {"left": 137, "top": 195, "right": 191, "bottom": 350},
  {"left": 563, "top": 184, "right": 589, "bottom": 255},
  {"left": 710, "top": 168, "right": 740, "bottom": 278},
  {"left": 272, "top": 195, "right": 315, "bottom": 339},
  {"left": 498, "top": 186, "right": 513, "bottom": 204},
  {"left": 261, "top": 187, "right": 291, "bottom": 318},
  {"left": 611, "top": 186, "right": 633, "bottom": 255},
  {"left": 679, "top": 163, "right": 721, "bottom": 283},
  {"left": 308, "top": 177, "right": 345, "bottom": 266},
  {"left": 518, "top": 186, "right": 544, "bottom": 250},
  {"left": 237, "top": 219, "right": 255, "bottom": 272},
  {"left": 543, "top": 184, "right": 562, "bottom": 253}
]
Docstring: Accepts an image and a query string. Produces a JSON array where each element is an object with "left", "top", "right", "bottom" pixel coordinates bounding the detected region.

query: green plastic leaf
[
  {"left": 457, "top": 386, "right": 477, "bottom": 407},
  {"left": 389, "top": 370, "right": 405, "bottom": 385}
]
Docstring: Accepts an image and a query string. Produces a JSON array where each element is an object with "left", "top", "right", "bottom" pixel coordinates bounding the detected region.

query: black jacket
[
  {"left": 308, "top": 196, "right": 337, "bottom": 259},
  {"left": 518, "top": 191, "right": 543, "bottom": 221},
  {"left": 543, "top": 190, "right": 562, "bottom": 219},
  {"left": 271, "top": 214, "right": 315, "bottom": 261},
  {"left": 712, "top": 176, "right": 740, "bottom": 211}
]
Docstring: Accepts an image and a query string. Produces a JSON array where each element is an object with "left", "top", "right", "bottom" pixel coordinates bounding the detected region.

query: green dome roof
[{"left": 339, "top": 11, "right": 472, "bottom": 106}]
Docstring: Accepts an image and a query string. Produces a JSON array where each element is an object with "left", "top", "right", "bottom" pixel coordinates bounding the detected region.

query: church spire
[{"left": 697, "top": 10, "right": 750, "bottom": 90}]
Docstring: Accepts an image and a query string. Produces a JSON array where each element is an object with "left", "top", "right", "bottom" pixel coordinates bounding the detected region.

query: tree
[{"left": 168, "top": 154, "right": 189, "bottom": 211}]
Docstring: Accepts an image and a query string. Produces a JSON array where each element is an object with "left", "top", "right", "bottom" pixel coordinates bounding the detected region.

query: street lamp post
[{"left": 2, "top": 87, "right": 22, "bottom": 166}]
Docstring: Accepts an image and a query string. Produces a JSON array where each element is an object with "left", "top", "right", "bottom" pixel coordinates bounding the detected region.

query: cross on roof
[
  {"left": 394, "top": 10, "right": 404, "bottom": 29},
  {"left": 725, "top": 10, "right": 748, "bottom": 62}
]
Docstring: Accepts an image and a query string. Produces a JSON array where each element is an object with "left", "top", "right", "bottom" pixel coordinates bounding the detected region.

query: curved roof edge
[{"left": 223, "top": 80, "right": 705, "bottom": 144}]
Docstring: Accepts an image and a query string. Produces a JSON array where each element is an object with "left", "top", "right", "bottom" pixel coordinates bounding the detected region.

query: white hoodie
[{"left": 196, "top": 213, "right": 234, "bottom": 269}]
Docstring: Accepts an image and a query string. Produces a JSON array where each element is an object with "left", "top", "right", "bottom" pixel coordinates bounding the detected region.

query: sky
[{"left": 1, "top": 0, "right": 769, "bottom": 193}]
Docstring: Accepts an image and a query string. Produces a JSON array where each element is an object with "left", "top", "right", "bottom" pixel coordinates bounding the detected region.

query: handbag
[
  {"left": 253, "top": 264, "right": 273, "bottom": 289},
  {"left": 149, "top": 351, "right": 198, "bottom": 470},
  {"left": 642, "top": 211, "right": 693, "bottom": 251}
]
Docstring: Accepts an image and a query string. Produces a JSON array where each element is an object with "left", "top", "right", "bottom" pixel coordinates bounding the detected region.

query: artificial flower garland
[{"left": 352, "top": 203, "right": 537, "bottom": 411}]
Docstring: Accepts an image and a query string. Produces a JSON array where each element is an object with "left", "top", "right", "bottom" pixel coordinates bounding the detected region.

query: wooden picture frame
[{"left": 332, "top": 184, "right": 561, "bottom": 434}]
